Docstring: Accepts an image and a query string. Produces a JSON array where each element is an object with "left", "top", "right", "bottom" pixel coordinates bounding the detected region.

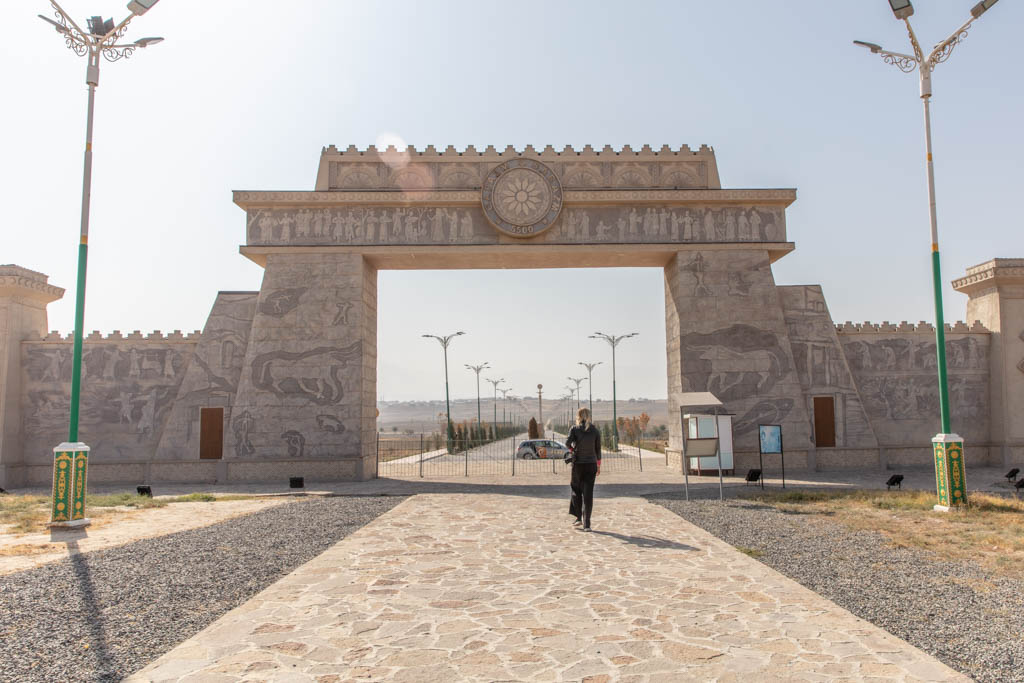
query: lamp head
[
  {"left": 127, "top": 0, "right": 161, "bottom": 16},
  {"left": 37, "top": 14, "right": 70, "bottom": 33},
  {"left": 87, "top": 16, "right": 115, "bottom": 36},
  {"left": 888, "top": 0, "right": 914, "bottom": 20},
  {"left": 133, "top": 36, "right": 163, "bottom": 47},
  {"left": 970, "top": 0, "right": 999, "bottom": 18},
  {"left": 853, "top": 40, "right": 883, "bottom": 53}
]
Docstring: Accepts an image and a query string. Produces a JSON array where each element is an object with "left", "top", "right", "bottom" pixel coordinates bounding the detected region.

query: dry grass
[
  {"left": 743, "top": 488, "right": 1024, "bottom": 577},
  {"left": 0, "top": 491, "right": 256, "bottom": 536}
]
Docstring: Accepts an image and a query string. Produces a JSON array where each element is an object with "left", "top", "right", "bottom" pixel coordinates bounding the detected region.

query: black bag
[{"left": 564, "top": 448, "right": 575, "bottom": 464}]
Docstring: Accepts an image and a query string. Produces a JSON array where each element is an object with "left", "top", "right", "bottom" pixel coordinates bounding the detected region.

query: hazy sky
[{"left": 5, "top": 1, "right": 1020, "bottom": 403}]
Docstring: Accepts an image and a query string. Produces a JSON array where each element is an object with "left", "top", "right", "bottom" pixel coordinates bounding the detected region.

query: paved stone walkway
[{"left": 130, "top": 494, "right": 968, "bottom": 682}]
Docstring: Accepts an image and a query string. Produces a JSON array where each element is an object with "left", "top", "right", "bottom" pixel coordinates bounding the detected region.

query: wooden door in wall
[
  {"left": 812, "top": 396, "right": 836, "bottom": 448},
  {"left": 199, "top": 407, "right": 224, "bottom": 459}
]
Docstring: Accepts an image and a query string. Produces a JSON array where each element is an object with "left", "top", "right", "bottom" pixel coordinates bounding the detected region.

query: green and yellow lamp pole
[
  {"left": 854, "top": 0, "right": 1001, "bottom": 509},
  {"left": 40, "top": 0, "right": 163, "bottom": 527}
]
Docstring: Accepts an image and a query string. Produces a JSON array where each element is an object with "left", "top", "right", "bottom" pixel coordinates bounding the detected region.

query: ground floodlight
[
  {"left": 971, "top": 0, "right": 999, "bottom": 18},
  {"left": 853, "top": 40, "right": 883, "bottom": 53},
  {"left": 886, "top": 474, "right": 904, "bottom": 490},
  {"left": 128, "top": 0, "right": 161, "bottom": 15},
  {"left": 289, "top": 476, "right": 304, "bottom": 489},
  {"left": 888, "top": 0, "right": 914, "bottom": 20},
  {"left": 137, "top": 485, "right": 152, "bottom": 497},
  {"left": 745, "top": 469, "right": 762, "bottom": 484},
  {"left": 1007, "top": 468, "right": 1020, "bottom": 482}
]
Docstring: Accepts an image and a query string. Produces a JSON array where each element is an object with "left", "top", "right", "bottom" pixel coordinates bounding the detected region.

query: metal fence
[{"left": 376, "top": 432, "right": 645, "bottom": 478}]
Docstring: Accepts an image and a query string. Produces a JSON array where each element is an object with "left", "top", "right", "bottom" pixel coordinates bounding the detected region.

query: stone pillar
[
  {"left": 230, "top": 252, "right": 377, "bottom": 481},
  {"left": 953, "top": 258, "right": 1024, "bottom": 466},
  {"left": 664, "top": 249, "right": 811, "bottom": 469},
  {"left": 0, "top": 266, "right": 64, "bottom": 488}
]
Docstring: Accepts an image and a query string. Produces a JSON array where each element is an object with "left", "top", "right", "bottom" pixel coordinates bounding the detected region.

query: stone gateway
[{"left": 0, "top": 144, "right": 1021, "bottom": 486}]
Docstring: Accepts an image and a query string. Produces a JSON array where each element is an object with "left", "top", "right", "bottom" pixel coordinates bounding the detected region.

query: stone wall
[{"left": 19, "top": 330, "right": 199, "bottom": 484}]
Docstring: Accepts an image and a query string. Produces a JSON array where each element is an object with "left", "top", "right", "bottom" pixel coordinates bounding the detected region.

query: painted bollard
[
  {"left": 49, "top": 442, "right": 91, "bottom": 528},
  {"left": 932, "top": 434, "right": 966, "bottom": 511}
]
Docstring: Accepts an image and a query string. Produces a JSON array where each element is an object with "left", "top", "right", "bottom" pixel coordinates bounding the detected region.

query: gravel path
[
  {"left": 0, "top": 495, "right": 404, "bottom": 683},
  {"left": 647, "top": 491, "right": 1024, "bottom": 683}
]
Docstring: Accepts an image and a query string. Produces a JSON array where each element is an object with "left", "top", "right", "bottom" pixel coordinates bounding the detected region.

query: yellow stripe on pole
[
  {"left": 932, "top": 242, "right": 938, "bottom": 252},
  {"left": 927, "top": 153, "right": 932, "bottom": 161},
  {"left": 86, "top": 143, "right": 92, "bottom": 151},
  {"left": 80, "top": 235, "right": 88, "bottom": 245}
]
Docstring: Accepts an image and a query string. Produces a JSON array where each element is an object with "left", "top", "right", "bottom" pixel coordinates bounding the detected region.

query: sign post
[{"left": 758, "top": 425, "right": 786, "bottom": 489}]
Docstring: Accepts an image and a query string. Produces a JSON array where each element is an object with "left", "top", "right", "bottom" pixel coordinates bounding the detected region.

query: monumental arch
[{"left": 0, "top": 144, "right": 1021, "bottom": 486}]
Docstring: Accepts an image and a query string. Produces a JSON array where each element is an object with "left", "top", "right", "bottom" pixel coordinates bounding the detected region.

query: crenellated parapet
[
  {"left": 320, "top": 142, "right": 717, "bottom": 159},
  {"left": 34, "top": 330, "right": 203, "bottom": 343},
  {"left": 312, "top": 142, "right": 724, "bottom": 193},
  {"left": 835, "top": 321, "right": 989, "bottom": 334}
]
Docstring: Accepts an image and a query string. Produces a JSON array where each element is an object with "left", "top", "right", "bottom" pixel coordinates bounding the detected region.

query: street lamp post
[
  {"left": 40, "top": 0, "right": 163, "bottom": 528},
  {"left": 537, "top": 384, "right": 544, "bottom": 438},
  {"left": 422, "top": 331, "right": 465, "bottom": 448},
  {"left": 853, "top": 0, "right": 1000, "bottom": 509},
  {"left": 578, "top": 361, "right": 602, "bottom": 414},
  {"left": 589, "top": 332, "right": 638, "bottom": 449},
  {"left": 499, "top": 387, "right": 512, "bottom": 425},
  {"left": 567, "top": 376, "right": 585, "bottom": 413},
  {"left": 465, "top": 362, "right": 489, "bottom": 436},
  {"left": 486, "top": 377, "right": 504, "bottom": 435}
]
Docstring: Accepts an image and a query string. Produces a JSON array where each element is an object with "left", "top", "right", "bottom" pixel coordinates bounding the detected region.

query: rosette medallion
[{"left": 481, "top": 159, "right": 563, "bottom": 237}]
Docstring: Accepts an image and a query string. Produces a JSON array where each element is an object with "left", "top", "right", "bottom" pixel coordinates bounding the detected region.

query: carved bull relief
[
  {"left": 250, "top": 343, "right": 362, "bottom": 405},
  {"left": 679, "top": 324, "right": 791, "bottom": 401}
]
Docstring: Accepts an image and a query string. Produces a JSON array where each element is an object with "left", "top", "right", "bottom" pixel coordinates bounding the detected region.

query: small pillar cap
[
  {"left": 931, "top": 434, "right": 964, "bottom": 444},
  {"left": 54, "top": 442, "right": 90, "bottom": 452}
]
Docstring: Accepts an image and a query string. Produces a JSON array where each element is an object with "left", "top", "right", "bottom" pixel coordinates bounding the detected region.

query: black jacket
[{"left": 566, "top": 423, "right": 602, "bottom": 464}]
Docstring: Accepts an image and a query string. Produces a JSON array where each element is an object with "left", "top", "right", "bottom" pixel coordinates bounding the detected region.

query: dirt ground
[{"left": 0, "top": 497, "right": 288, "bottom": 575}]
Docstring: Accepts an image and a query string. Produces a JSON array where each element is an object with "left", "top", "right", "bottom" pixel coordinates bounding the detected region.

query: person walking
[{"left": 566, "top": 407, "right": 601, "bottom": 531}]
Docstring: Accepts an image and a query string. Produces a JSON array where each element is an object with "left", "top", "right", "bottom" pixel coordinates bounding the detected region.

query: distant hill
[{"left": 378, "top": 397, "right": 669, "bottom": 434}]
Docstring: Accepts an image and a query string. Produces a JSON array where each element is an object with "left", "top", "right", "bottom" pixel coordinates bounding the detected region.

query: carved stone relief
[
  {"left": 259, "top": 288, "right": 307, "bottom": 317},
  {"left": 679, "top": 324, "right": 792, "bottom": 403},
  {"left": 280, "top": 430, "right": 305, "bottom": 457},
  {"left": 250, "top": 343, "right": 362, "bottom": 405},
  {"left": 327, "top": 159, "right": 708, "bottom": 191}
]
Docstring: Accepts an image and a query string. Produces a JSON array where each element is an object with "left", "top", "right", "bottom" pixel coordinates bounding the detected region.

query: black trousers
[{"left": 569, "top": 462, "right": 598, "bottom": 527}]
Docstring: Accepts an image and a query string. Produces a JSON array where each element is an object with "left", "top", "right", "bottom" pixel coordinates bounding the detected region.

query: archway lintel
[{"left": 238, "top": 243, "right": 796, "bottom": 270}]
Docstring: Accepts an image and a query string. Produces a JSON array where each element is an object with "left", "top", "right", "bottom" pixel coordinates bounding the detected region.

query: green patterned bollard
[
  {"left": 49, "top": 442, "right": 91, "bottom": 528},
  {"left": 932, "top": 434, "right": 966, "bottom": 512}
]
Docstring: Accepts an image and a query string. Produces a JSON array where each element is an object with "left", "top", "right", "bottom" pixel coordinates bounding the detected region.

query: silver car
[{"left": 516, "top": 439, "right": 570, "bottom": 460}]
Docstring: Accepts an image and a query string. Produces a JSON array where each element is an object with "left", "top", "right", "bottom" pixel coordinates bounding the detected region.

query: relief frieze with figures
[{"left": 245, "top": 205, "right": 785, "bottom": 246}]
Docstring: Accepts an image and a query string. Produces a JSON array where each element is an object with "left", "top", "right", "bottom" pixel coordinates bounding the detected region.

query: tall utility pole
[
  {"left": 589, "top": 332, "right": 638, "bottom": 447},
  {"left": 465, "top": 362, "right": 489, "bottom": 430},
  {"left": 422, "top": 331, "right": 465, "bottom": 446},
  {"left": 40, "top": 0, "right": 164, "bottom": 528},
  {"left": 577, "top": 361, "right": 602, "bottom": 414},
  {"left": 486, "top": 377, "right": 504, "bottom": 433},
  {"left": 853, "top": 0, "right": 1002, "bottom": 509}
]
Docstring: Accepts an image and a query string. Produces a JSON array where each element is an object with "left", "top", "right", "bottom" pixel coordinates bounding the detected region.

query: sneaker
[
  {"left": 582, "top": 526, "right": 592, "bottom": 532},
  {"left": 572, "top": 518, "right": 582, "bottom": 527}
]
